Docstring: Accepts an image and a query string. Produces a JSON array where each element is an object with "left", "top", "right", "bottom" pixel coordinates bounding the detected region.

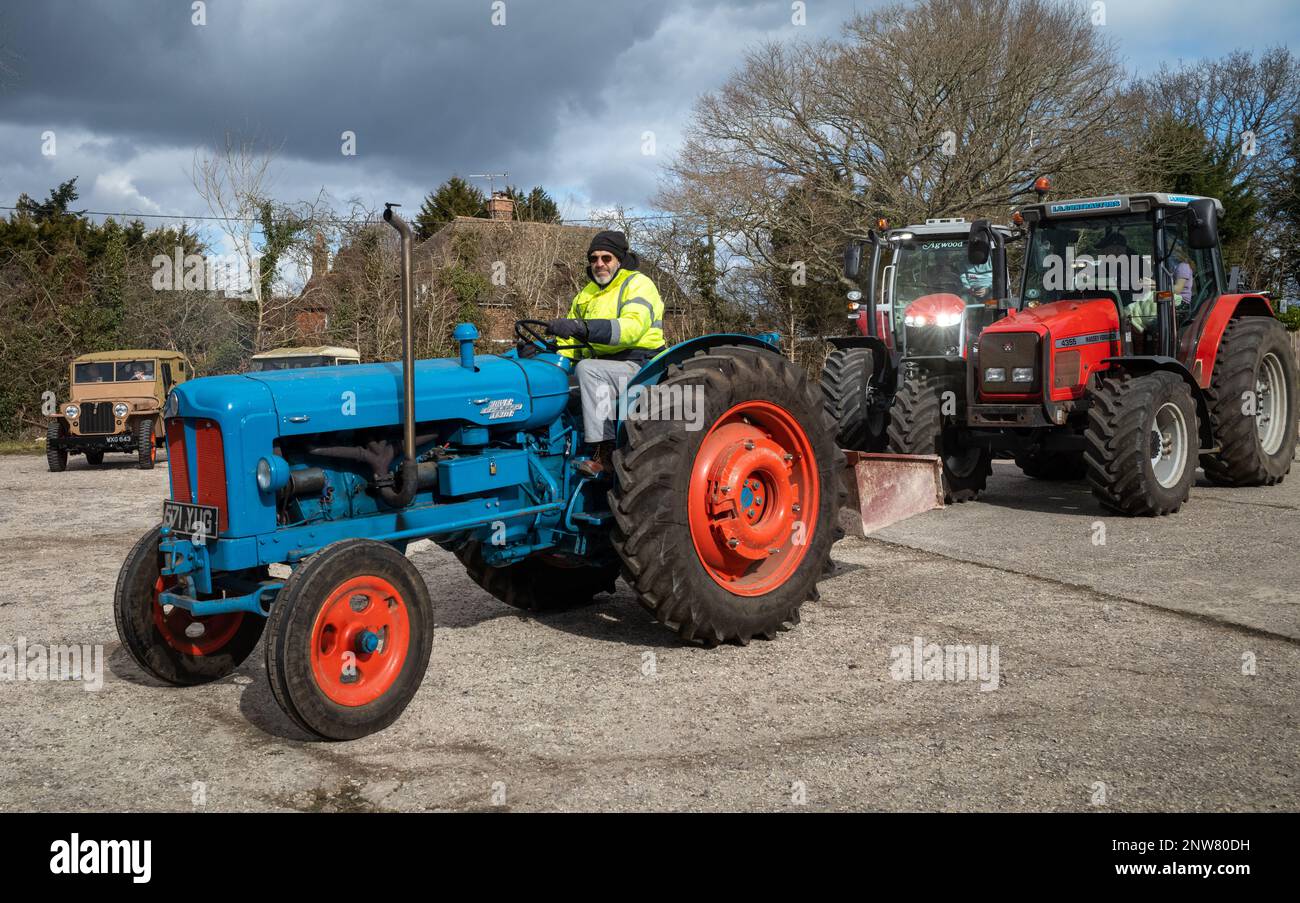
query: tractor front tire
[
  {"left": 114, "top": 525, "right": 265, "bottom": 685},
  {"left": 46, "top": 420, "right": 67, "bottom": 472},
  {"left": 887, "top": 370, "right": 990, "bottom": 502},
  {"left": 1199, "top": 317, "right": 1297, "bottom": 486},
  {"left": 1014, "top": 448, "right": 1086, "bottom": 481},
  {"left": 456, "top": 540, "right": 619, "bottom": 612},
  {"left": 821, "top": 347, "right": 888, "bottom": 452},
  {"left": 609, "top": 344, "right": 843, "bottom": 646},
  {"left": 1084, "top": 371, "right": 1197, "bottom": 516},
  {"left": 136, "top": 419, "right": 156, "bottom": 470},
  {"left": 265, "top": 539, "right": 433, "bottom": 740}
]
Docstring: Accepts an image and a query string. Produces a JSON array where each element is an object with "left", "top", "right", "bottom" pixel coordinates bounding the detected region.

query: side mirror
[
  {"left": 844, "top": 241, "right": 863, "bottom": 280},
  {"left": 967, "top": 219, "right": 993, "bottom": 265},
  {"left": 1188, "top": 198, "right": 1219, "bottom": 250}
]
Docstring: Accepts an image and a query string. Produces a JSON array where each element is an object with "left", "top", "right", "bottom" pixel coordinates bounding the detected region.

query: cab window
[
  {"left": 115, "top": 360, "right": 156, "bottom": 382},
  {"left": 73, "top": 362, "right": 114, "bottom": 383},
  {"left": 1158, "top": 211, "right": 1220, "bottom": 326}
]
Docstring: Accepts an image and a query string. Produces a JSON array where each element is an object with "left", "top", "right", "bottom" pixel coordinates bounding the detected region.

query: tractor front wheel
[
  {"left": 456, "top": 541, "right": 619, "bottom": 612},
  {"left": 114, "top": 526, "right": 265, "bottom": 685},
  {"left": 1200, "top": 317, "right": 1297, "bottom": 486},
  {"left": 265, "top": 539, "right": 433, "bottom": 740},
  {"left": 821, "top": 347, "right": 889, "bottom": 452},
  {"left": 610, "top": 344, "right": 843, "bottom": 645},
  {"left": 887, "top": 370, "right": 990, "bottom": 502},
  {"left": 1084, "top": 371, "right": 1197, "bottom": 515}
]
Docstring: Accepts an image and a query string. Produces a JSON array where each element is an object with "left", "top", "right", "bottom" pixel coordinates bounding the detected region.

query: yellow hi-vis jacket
[{"left": 559, "top": 268, "right": 666, "bottom": 362}]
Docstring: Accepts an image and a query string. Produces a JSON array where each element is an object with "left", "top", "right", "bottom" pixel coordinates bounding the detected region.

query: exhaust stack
[{"left": 381, "top": 203, "right": 418, "bottom": 508}]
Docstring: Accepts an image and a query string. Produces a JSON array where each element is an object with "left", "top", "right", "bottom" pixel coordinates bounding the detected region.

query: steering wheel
[{"left": 514, "top": 319, "right": 597, "bottom": 357}]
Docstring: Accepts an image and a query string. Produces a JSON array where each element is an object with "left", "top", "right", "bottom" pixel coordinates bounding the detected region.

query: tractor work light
[
  {"left": 64, "top": 404, "right": 79, "bottom": 420},
  {"left": 1012, "top": 367, "right": 1034, "bottom": 383},
  {"left": 905, "top": 314, "right": 925, "bottom": 327},
  {"left": 935, "top": 311, "right": 962, "bottom": 328},
  {"left": 113, "top": 402, "right": 130, "bottom": 418},
  {"left": 847, "top": 290, "right": 862, "bottom": 301},
  {"left": 985, "top": 368, "right": 1006, "bottom": 382}
]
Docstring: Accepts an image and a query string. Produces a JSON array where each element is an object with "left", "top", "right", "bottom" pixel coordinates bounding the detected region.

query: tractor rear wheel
[
  {"left": 456, "top": 541, "right": 619, "bottom": 612},
  {"left": 136, "top": 419, "right": 156, "bottom": 470},
  {"left": 821, "top": 347, "right": 888, "bottom": 452},
  {"left": 1084, "top": 371, "right": 1197, "bottom": 516},
  {"left": 1014, "top": 448, "right": 1086, "bottom": 481},
  {"left": 265, "top": 539, "right": 433, "bottom": 740},
  {"left": 114, "top": 525, "right": 265, "bottom": 685},
  {"left": 46, "top": 420, "right": 67, "bottom": 472},
  {"left": 887, "top": 370, "right": 990, "bottom": 502},
  {"left": 1199, "top": 317, "right": 1297, "bottom": 486},
  {"left": 609, "top": 344, "right": 843, "bottom": 645}
]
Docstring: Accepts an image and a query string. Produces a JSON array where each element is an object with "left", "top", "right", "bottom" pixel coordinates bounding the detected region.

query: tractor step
[{"left": 839, "top": 451, "right": 945, "bottom": 537}]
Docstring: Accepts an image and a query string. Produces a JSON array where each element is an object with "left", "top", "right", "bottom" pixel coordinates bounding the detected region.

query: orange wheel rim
[
  {"left": 687, "top": 400, "right": 819, "bottom": 596},
  {"left": 309, "top": 576, "right": 410, "bottom": 706},
  {"left": 151, "top": 576, "right": 244, "bottom": 655}
]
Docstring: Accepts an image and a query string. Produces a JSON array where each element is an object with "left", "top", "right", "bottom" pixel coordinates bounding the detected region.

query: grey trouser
[{"left": 576, "top": 358, "right": 641, "bottom": 443}]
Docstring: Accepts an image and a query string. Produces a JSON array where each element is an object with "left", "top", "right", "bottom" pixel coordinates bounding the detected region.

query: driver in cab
[{"left": 545, "top": 230, "right": 666, "bottom": 478}]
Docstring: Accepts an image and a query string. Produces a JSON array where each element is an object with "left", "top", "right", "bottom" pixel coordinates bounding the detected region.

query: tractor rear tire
[
  {"left": 456, "top": 541, "right": 619, "bottom": 612},
  {"left": 609, "top": 344, "right": 843, "bottom": 646},
  {"left": 1084, "top": 371, "right": 1197, "bottom": 516},
  {"left": 887, "top": 370, "right": 990, "bottom": 502},
  {"left": 1014, "top": 448, "right": 1086, "bottom": 481},
  {"left": 46, "top": 420, "right": 67, "bottom": 472},
  {"left": 136, "top": 419, "right": 156, "bottom": 470},
  {"left": 265, "top": 539, "right": 433, "bottom": 740},
  {"left": 821, "top": 347, "right": 888, "bottom": 452},
  {"left": 114, "top": 525, "right": 265, "bottom": 685},
  {"left": 1199, "top": 317, "right": 1297, "bottom": 486}
]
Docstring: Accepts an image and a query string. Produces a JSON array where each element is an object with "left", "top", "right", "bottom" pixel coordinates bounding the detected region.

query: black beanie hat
[{"left": 586, "top": 230, "right": 639, "bottom": 282}]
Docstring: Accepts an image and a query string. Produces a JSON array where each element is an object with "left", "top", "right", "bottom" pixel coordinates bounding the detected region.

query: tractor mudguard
[
  {"left": 629, "top": 333, "right": 782, "bottom": 391},
  {"left": 1100, "top": 355, "right": 1215, "bottom": 448},
  {"left": 1187, "top": 294, "right": 1274, "bottom": 388}
]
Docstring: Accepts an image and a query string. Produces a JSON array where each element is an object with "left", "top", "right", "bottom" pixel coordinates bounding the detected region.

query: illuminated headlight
[
  {"left": 1011, "top": 367, "right": 1035, "bottom": 383},
  {"left": 905, "top": 314, "right": 925, "bottom": 327},
  {"left": 113, "top": 402, "right": 130, "bottom": 418},
  {"left": 935, "top": 311, "right": 963, "bottom": 328},
  {"left": 64, "top": 404, "right": 79, "bottom": 420},
  {"left": 984, "top": 368, "right": 1006, "bottom": 382},
  {"left": 256, "top": 456, "right": 290, "bottom": 493}
]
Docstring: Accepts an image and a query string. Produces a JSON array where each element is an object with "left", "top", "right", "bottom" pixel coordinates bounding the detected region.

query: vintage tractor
[
  {"left": 950, "top": 191, "right": 1297, "bottom": 515},
  {"left": 47, "top": 349, "right": 191, "bottom": 471},
  {"left": 823, "top": 216, "right": 1018, "bottom": 506},
  {"left": 114, "top": 206, "right": 843, "bottom": 740}
]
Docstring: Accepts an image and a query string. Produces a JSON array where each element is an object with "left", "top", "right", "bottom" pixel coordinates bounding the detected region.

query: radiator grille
[
  {"left": 79, "top": 402, "right": 116, "bottom": 435},
  {"left": 193, "top": 419, "right": 229, "bottom": 533},
  {"left": 166, "top": 418, "right": 190, "bottom": 502}
]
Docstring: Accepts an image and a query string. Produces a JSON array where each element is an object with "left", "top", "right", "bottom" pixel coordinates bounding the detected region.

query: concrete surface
[{"left": 0, "top": 453, "right": 1295, "bottom": 811}]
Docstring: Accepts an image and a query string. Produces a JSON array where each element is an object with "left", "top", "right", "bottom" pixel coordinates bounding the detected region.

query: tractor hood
[
  {"left": 985, "top": 297, "right": 1120, "bottom": 340},
  {"left": 170, "top": 354, "right": 570, "bottom": 438},
  {"left": 903, "top": 292, "right": 966, "bottom": 326}
]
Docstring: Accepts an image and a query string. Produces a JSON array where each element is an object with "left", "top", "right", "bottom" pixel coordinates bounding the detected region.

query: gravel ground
[{"left": 0, "top": 453, "right": 1295, "bottom": 812}]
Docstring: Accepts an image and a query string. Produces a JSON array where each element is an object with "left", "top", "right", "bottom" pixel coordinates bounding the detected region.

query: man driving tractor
[{"left": 546, "top": 230, "right": 666, "bottom": 478}]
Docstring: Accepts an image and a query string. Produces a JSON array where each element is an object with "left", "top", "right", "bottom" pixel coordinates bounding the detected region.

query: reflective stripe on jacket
[{"left": 560, "top": 268, "right": 665, "bottom": 361}]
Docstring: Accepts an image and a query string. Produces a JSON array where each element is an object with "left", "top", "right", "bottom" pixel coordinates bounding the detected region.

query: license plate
[{"left": 162, "top": 501, "right": 218, "bottom": 543}]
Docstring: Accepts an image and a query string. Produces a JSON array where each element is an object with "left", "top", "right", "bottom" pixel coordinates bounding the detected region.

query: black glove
[{"left": 546, "top": 318, "right": 586, "bottom": 339}]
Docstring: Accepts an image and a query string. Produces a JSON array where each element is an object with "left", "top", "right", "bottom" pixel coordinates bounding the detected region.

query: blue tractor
[{"left": 114, "top": 206, "right": 844, "bottom": 739}]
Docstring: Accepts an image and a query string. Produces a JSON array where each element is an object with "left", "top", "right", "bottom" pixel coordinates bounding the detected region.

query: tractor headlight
[
  {"left": 256, "top": 456, "right": 290, "bottom": 493},
  {"left": 905, "top": 314, "right": 925, "bottom": 327},
  {"left": 113, "top": 402, "right": 130, "bottom": 418},
  {"left": 984, "top": 368, "right": 1006, "bottom": 382},
  {"left": 64, "top": 404, "right": 79, "bottom": 420},
  {"left": 846, "top": 290, "right": 862, "bottom": 302},
  {"left": 1011, "top": 367, "right": 1034, "bottom": 383},
  {"left": 935, "top": 311, "right": 963, "bottom": 328}
]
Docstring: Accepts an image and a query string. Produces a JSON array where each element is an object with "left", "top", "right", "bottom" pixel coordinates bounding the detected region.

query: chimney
[
  {"left": 486, "top": 191, "right": 514, "bottom": 221},
  {"left": 310, "top": 231, "right": 329, "bottom": 280}
]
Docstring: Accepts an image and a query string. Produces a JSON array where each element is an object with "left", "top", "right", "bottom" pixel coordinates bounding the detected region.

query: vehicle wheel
[
  {"left": 456, "top": 541, "right": 619, "bottom": 612},
  {"left": 46, "top": 420, "right": 67, "bottom": 472},
  {"left": 1014, "top": 448, "right": 1086, "bottom": 481},
  {"left": 609, "top": 344, "right": 843, "bottom": 645},
  {"left": 887, "top": 370, "right": 990, "bottom": 502},
  {"left": 114, "top": 525, "right": 265, "bottom": 685},
  {"left": 1084, "top": 371, "right": 1197, "bottom": 516},
  {"left": 136, "top": 419, "right": 156, "bottom": 470},
  {"left": 85, "top": 451, "right": 105, "bottom": 466},
  {"left": 821, "top": 347, "right": 889, "bottom": 451},
  {"left": 265, "top": 539, "right": 433, "bottom": 740},
  {"left": 1199, "top": 317, "right": 1297, "bottom": 486}
]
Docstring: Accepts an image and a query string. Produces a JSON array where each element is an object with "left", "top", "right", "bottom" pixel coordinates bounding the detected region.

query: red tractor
[{"left": 951, "top": 192, "right": 1297, "bottom": 514}]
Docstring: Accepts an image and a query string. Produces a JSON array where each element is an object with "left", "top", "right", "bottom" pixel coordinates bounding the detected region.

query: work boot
[{"left": 576, "top": 441, "right": 614, "bottom": 479}]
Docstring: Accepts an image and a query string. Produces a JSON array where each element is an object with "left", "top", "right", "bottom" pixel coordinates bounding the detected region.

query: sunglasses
[{"left": 588, "top": 253, "right": 616, "bottom": 265}]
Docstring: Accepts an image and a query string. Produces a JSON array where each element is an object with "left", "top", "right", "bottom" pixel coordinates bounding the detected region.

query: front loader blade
[{"left": 838, "top": 451, "right": 944, "bottom": 536}]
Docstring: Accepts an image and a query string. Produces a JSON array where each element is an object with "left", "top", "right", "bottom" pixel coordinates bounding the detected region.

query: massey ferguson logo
[
  {"left": 479, "top": 398, "right": 523, "bottom": 420},
  {"left": 1002, "top": 341, "right": 1014, "bottom": 352}
]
